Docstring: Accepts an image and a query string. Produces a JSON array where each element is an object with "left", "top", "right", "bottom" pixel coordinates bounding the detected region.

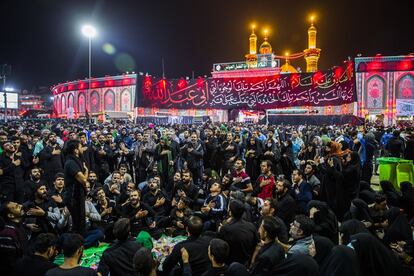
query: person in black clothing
[
  {"left": 181, "top": 238, "right": 230, "bottom": 276},
  {"left": 23, "top": 167, "right": 47, "bottom": 202},
  {"left": 23, "top": 183, "right": 61, "bottom": 239},
  {"left": 45, "top": 233, "right": 96, "bottom": 276},
  {"left": 121, "top": 189, "right": 158, "bottom": 237},
  {"left": 250, "top": 216, "right": 286, "bottom": 275},
  {"left": 39, "top": 133, "right": 64, "bottom": 187},
  {"left": 11, "top": 136, "right": 30, "bottom": 203},
  {"left": 404, "top": 132, "right": 414, "bottom": 161},
  {"left": 167, "top": 196, "right": 193, "bottom": 237},
  {"left": 133, "top": 247, "right": 158, "bottom": 276},
  {"left": 163, "top": 216, "right": 213, "bottom": 276},
  {"left": 97, "top": 218, "right": 142, "bottom": 276},
  {"left": 307, "top": 200, "right": 339, "bottom": 244},
  {"left": 0, "top": 201, "right": 28, "bottom": 275},
  {"left": 203, "top": 128, "right": 219, "bottom": 171},
  {"left": 0, "top": 142, "right": 21, "bottom": 203},
  {"left": 142, "top": 177, "right": 170, "bottom": 226},
  {"left": 181, "top": 133, "right": 204, "bottom": 186},
  {"left": 275, "top": 178, "right": 296, "bottom": 226},
  {"left": 49, "top": 173, "right": 66, "bottom": 209},
  {"left": 79, "top": 132, "right": 95, "bottom": 172},
  {"left": 15, "top": 233, "right": 58, "bottom": 276},
  {"left": 385, "top": 130, "right": 405, "bottom": 158},
  {"left": 172, "top": 171, "right": 199, "bottom": 208},
  {"left": 64, "top": 139, "right": 89, "bottom": 235},
  {"left": 220, "top": 132, "right": 239, "bottom": 176},
  {"left": 94, "top": 187, "right": 117, "bottom": 242},
  {"left": 218, "top": 199, "right": 258, "bottom": 266},
  {"left": 258, "top": 198, "right": 289, "bottom": 244}
]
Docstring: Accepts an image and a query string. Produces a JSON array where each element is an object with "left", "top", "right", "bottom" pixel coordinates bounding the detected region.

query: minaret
[
  {"left": 304, "top": 16, "right": 321, "bottom": 72},
  {"left": 245, "top": 24, "right": 258, "bottom": 68},
  {"left": 249, "top": 24, "right": 257, "bottom": 54}
]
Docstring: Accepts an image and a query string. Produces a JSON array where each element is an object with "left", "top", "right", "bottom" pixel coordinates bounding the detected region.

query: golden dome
[
  {"left": 259, "top": 40, "right": 272, "bottom": 54},
  {"left": 281, "top": 61, "right": 298, "bottom": 73}
]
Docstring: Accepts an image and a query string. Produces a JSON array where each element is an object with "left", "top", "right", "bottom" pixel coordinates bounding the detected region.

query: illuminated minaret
[
  {"left": 304, "top": 16, "right": 321, "bottom": 72},
  {"left": 245, "top": 24, "right": 258, "bottom": 68},
  {"left": 249, "top": 24, "right": 257, "bottom": 54}
]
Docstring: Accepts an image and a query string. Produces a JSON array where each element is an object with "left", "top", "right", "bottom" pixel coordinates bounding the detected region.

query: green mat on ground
[{"left": 54, "top": 243, "right": 110, "bottom": 270}]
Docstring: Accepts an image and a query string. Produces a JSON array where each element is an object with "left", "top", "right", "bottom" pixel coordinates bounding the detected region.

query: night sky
[{"left": 0, "top": 0, "right": 412, "bottom": 90}]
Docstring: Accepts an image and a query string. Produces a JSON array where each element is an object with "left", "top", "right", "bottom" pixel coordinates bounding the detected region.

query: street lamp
[{"left": 81, "top": 24, "right": 96, "bottom": 121}]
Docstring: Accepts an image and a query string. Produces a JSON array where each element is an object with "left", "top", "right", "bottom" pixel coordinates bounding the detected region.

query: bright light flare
[{"left": 82, "top": 25, "right": 97, "bottom": 38}]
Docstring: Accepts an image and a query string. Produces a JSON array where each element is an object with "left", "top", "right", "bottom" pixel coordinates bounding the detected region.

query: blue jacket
[{"left": 290, "top": 181, "right": 313, "bottom": 214}]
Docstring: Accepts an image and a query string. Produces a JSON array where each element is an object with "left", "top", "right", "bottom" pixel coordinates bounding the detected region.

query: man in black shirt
[
  {"left": 97, "top": 218, "right": 142, "bottom": 276},
  {"left": 39, "top": 133, "right": 64, "bottom": 187},
  {"left": 142, "top": 178, "right": 170, "bottom": 226},
  {"left": 23, "top": 167, "right": 47, "bottom": 202},
  {"left": 163, "top": 216, "right": 213, "bottom": 276},
  {"left": 172, "top": 171, "right": 199, "bottom": 207},
  {"left": 15, "top": 233, "right": 58, "bottom": 276},
  {"left": 275, "top": 178, "right": 296, "bottom": 226},
  {"left": 250, "top": 216, "right": 285, "bottom": 275},
  {"left": 64, "top": 140, "right": 89, "bottom": 235},
  {"left": 45, "top": 234, "right": 96, "bottom": 276},
  {"left": 121, "top": 189, "right": 157, "bottom": 237},
  {"left": 24, "top": 183, "right": 61, "bottom": 238},
  {"left": 0, "top": 201, "right": 28, "bottom": 275},
  {"left": 218, "top": 199, "right": 258, "bottom": 266},
  {"left": 0, "top": 142, "right": 20, "bottom": 203},
  {"left": 49, "top": 173, "right": 66, "bottom": 209}
]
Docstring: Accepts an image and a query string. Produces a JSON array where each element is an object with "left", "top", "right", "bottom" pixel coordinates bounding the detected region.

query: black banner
[{"left": 137, "top": 63, "right": 356, "bottom": 109}]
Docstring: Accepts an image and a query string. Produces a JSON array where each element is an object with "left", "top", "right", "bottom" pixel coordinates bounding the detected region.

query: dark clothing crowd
[{"left": 0, "top": 119, "right": 413, "bottom": 276}]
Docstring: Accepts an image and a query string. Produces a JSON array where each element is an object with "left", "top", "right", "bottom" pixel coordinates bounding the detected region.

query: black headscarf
[
  {"left": 380, "top": 180, "right": 401, "bottom": 207},
  {"left": 339, "top": 219, "right": 370, "bottom": 245},
  {"left": 307, "top": 200, "right": 339, "bottom": 244},
  {"left": 271, "top": 254, "right": 320, "bottom": 276},
  {"left": 346, "top": 198, "right": 373, "bottom": 223},
  {"left": 400, "top": 181, "right": 414, "bottom": 219},
  {"left": 313, "top": 235, "right": 334, "bottom": 266},
  {"left": 383, "top": 207, "right": 413, "bottom": 244},
  {"left": 320, "top": 245, "right": 361, "bottom": 276},
  {"left": 350, "top": 233, "right": 403, "bottom": 276}
]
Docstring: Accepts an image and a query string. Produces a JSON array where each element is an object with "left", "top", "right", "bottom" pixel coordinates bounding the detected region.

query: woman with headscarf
[
  {"left": 270, "top": 254, "right": 320, "bottom": 276},
  {"left": 342, "top": 151, "right": 361, "bottom": 202},
  {"left": 339, "top": 219, "right": 370, "bottom": 245},
  {"left": 400, "top": 181, "right": 414, "bottom": 220},
  {"left": 344, "top": 198, "right": 373, "bottom": 229},
  {"left": 318, "top": 141, "right": 347, "bottom": 220},
  {"left": 380, "top": 180, "right": 401, "bottom": 207},
  {"left": 308, "top": 200, "right": 339, "bottom": 244},
  {"left": 350, "top": 233, "right": 403, "bottom": 276},
  {"left": 280, "top": 140, "right": 296, "bottom": 179},
  {"left": 358, "top": 180, "right": 377, "bottom": 204},
  {"left": 311, "top": 235, "right": 334, "bottom": 267},
  {"left": 383, "top": 207, "right": 413, "bottom": 245},
  {"left": 320, "top": 245, "right": 361, "bottom": 276},
  {"left": 245, "top": 137, "right": 262, "bottom": 183}
]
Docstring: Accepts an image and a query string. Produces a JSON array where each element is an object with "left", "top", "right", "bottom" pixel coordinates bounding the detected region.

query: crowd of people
[{"left": 0, "top": 119, "right": 413, "bottom": 276}]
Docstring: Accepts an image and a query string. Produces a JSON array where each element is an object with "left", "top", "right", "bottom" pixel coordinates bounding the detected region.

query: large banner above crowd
[{"left": 136, "top": 63, "right": 356, "bottom": 109}]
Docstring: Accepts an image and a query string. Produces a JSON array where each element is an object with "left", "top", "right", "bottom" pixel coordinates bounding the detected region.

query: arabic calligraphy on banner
[{"left": 137, "top": 64, "right": 356, "bottom": 109}]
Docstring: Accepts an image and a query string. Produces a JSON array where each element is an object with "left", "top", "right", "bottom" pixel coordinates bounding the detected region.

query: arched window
[
  {"left": 90, "top": 91, "right": 100, "bottom": 113},
  {"left": 61, "top": 95, "right": 67, "bottom": 114},
  {"left": 397, "top": 74, "right": 414, "bottom": 99},
  {"left": 365, "top": 75, "right": 386, "bottom": 109},
  {"left": 120, "top": 89, "right": 131, "bottom": 111},
  {"left": 78, "top": 93, "right": 86, "bottom": 113},
  {"left": 104, "top": 90, "right": 115, "bottom": 111}
]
